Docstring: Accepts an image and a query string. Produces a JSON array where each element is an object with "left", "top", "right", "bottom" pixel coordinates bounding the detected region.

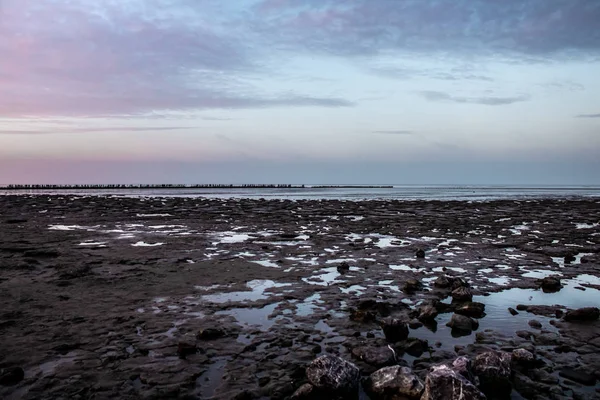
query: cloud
[
  {"left": 576, "top": 113, "right": 600, "bottom": 118},
  {"left": 419, "top": 91, "right": 530, "bottom": 106},
  {"left": 369, "top": 66, "right": 494, "bottom": 82},
  {"left": 254, "top": 0, "right": 600, "bottom": 59},
  {"left": 0, "top": 0, "right": 353, "bottom": 118},
  {"left": 0, "top": 126, "right": 196, "bottom": 135},
  {"left": 373, "top": 130, "right": 414, "bottom": 135}
]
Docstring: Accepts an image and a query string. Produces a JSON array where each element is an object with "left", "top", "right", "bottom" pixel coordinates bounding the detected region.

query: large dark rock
[
  {"left": 455, "top": 302, "right": 485, "bottom": 318},
  {"left": 421, "top": 364, "right": 486, "bottom": 400},
  {"left": 365, "top": 366, "right": 424, "bottom": 399},
  {"left": 451, "top": 356, "right": 477, "bottom": 384},
  {"left": 402, "top": 278, "right": 423, "bottom": 293},
  {"left": 563, "top": 307, "right": 600, "bottom": 322},
  {"left": 337, "top": 262, "right": 350, "bottom": 273},
  {"left": 197, "top": 327, "right": 225, "bottom": 340},
  {"left": 508, "top": 307, "right": 519, "bottom": 316},
  {"left": 290, "top": 383, "right": 315, "bottom": 399},
  {"left": 433, "top": 276, "right": 451, "bottom": 289},
  {"left": 351, "top": 346, "right": 396, "bottom": 368},
  {"left": 417, "top": 305, "right": 438, "bottom": 321},
  {"left": 472, "top": 351, "right": 512, "bottom": 396},
  {"left": 0, "top": 367, "right": 24, "bottom": 386},
  {"left": 539, "top": 276, "right": 561, "bottom": 293},
  {"left": 559, "top": 368, "right": 597, "bottom": 385},
  {"left": 381, "top": 318, "right": 409, "bottom": 342},
  {"left": 446, "top": 314, "right": 478, "bottom": 333},
  {"left": 416, "top": 249, "right": 425, "bottom": 259},
  {"left": 306, "top": 355, "right": 360, "bottom": 395},
  {"left": 528, "top": 319, "right": 542, "bottom": 329},
  {"left": 511, "top": 348, "right": 535, "bottom": 367},
  {"left": 451, "top": 287, "right": 473, "bottom": 302}
]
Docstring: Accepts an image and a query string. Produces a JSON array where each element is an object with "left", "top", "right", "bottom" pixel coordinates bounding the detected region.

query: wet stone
[
  {"left": 512, "top": 348, "right": 536, "bottom": 367},
  {"left": 472, "top": 351, "right": 512, "bottom": 397},
  {"left": 0, "top": 367, "right": 24, "bottom": 386},
  {"left": 305, "top": 355, "right": 360, "bottom": 395},
  {"left": 528, "top": 320, "right": 542, "bottom": 329},
  {"left": 381, "top": 318, "right": 409, "bottom": 342},
  {"left": 563, "top": 307, "right": 600, "bottom": 322},
  {"left": 350, "top": 346, "right": 396, "bottom": 368},
  {"left": 365, "top": 366, "right": 424, "bottom": 400},
  {"left": 451, "top": 287, "right": 473, "bottom": 302},
  {"left": 539, "top": 276, "right": 561, "bottom": 293},
  {"left": 559, "top": 368, "right": 597, "bottom": 386},
  {"left": 508, "top": 307, "right": 519, "bottom": 316},
  {"left": 421, "top": 364, "right": 485, "bottom": 400},
  {"left": 454, "top": 302, "right": 485, "bottom": 318},
  {"left": 446, "top": 314, "right": 478, "bottom": 334}
]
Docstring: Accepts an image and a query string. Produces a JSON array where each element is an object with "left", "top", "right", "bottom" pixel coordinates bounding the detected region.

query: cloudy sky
[{"left": 1, "top": 0, "right": 599, "bottom": 184}]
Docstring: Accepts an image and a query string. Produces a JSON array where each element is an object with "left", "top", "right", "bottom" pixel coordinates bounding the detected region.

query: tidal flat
[{"left": 1, "top": 195, "right": 599, "bottom": 399}]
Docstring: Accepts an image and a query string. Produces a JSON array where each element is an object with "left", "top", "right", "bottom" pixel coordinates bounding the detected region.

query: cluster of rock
[{"left": 292, "top": 350, "right": 518, "bottom": 399}]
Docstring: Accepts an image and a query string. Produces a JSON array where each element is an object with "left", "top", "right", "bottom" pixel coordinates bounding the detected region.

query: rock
[
  {"left": 403, "top": 278, "right": 423, "bottom": 292},
  {"left": 0, "top": 367, "right": 24, "bottom": 386},
  {"left": 408, "top": 319, "right": 423, "bottom": 329},
  {"left": 508, "top": 307, "right": 518, "bottom": 316},
  {"left": 528, "top": 320, "right": 542, "bottom": 329},
  {"left": 540, "top": 276, "right": 561, "bottom": 293},
  {"left": 451, "top": 287, "right": 473, "bottom": 302},
  {"left": 528, "top": 368, "right": 558, "bottom": 384},
  {"left": 403, "top": 338, "right": 428, "bottom": 357},
  {"left": 337, "top": 262, "right": 350, "bottom": 273},
  {"left": 512, "top": 348, "right": 535, "bottom": 367},
  {"left": 417, "top": 305, "right": 438, "bottom": 321},
  {"left": 446, "top": 314, "right": 478, "bottom": 333},
  {"left": 421, "top": 364, "right": 486, "bottom": 400},
  {"left": 455, "top": 302, "right": 485, "bottom": 318},
  {"left": 351, "top": 346, "right": 396, "bottom": 368},
  {"left": 472, "top": 351, "right": 512, "bottom": 396},
  {"left": 451, "top": 356, "right": 476, "bottom": 383},
  {"left": 306, "top": 355, "right": 360, "bottom": 395},
  {"left": 564, "top": 307, "right": 600, "bottom": 322},
  {"left": 289, "top": 383, "right": 315, "bottom": 399},
  {"left": 433, "top": 276, "right": 451, "bottom": 288},
  {"left": 177, "top": 342, "right": 197, "bottom": 359},
  {"left": 197, "top": 327, "right": 225, "bottom": 340},
  {"left": 349, "top": 309, "right": 376, "bottom": 323},
  {"left": 381, "top": 318, "right": 409, "bottom": 342},
  {"left": 416, "top": 249, "right": 425, "bottom": 258},
  {"left": 564, "top": 253, "right": 576, "bottom": 264},
  {"left": 559, "top": 368, "right": 597, "bottom": 386},
  {"left": 366, "top": 366, "right": 424, "bottom": 399}
]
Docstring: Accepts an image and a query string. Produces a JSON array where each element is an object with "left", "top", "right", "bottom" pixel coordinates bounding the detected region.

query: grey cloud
[
  {"left": 420, "top": 91, "right": 530, "bottom": 105},
  {"left": 255, "top": 0, "right": 600, "bottom": 59},
  {"left": 576, "top": 113, "right": 600, "bottom": 118},
  {"left": 369, "top": 66, "right": 494, "bottom": 82}
]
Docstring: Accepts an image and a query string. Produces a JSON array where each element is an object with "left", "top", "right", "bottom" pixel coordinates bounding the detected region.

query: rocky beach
[{"left": 1, "top": 195, "right": 599, "bottom": 399}]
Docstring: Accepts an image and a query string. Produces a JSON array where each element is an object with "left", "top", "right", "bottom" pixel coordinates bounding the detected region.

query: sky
[{"left": 0, "top": 0, "right": 599, "bottom": 185}]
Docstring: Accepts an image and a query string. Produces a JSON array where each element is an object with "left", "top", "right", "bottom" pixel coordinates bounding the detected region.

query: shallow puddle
[
  {"left": 216, "top": 303, "right": 281, "bottom": 330},
  {"left": 202, "top": 280, "right": 290, "bottom": 303}
]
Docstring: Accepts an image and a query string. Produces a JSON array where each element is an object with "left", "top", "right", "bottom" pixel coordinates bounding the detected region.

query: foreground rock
[
  {"left": 539, "top": 276, "right": 561, "bottom": 292},
  {"left": 455, "top": 302, "right": 485, "bottom": 318},
  {"left": 451, "top": 287, "right": 473, "bottom": 302},
  {"left": 563, "top": 307, "right": 600, "bottom": 322},
  {"left": 351, "top": 346, "right": 396, "bottom": 368},
  {"left": 381, "top": 318, "right": 409, "bottom": 342},
  {"left": 365, "top": 366, "right": 424, "bottom": 399},
  {"left": 446, "top": 313, "right": 479, "bottom": 334},
  {"left": 306, "top": 355, "right": 360, "bottom": 395},
  {"left": 0, "top": 367, "right": 24, "bottom": 386},
  {"left": 472, "top": 351, "right": 512, "bottom": 396},
  {"left": 511, "top": 348, "right": 535, "bottom": 368},
  {"left": 421, "top": 364, "right": 486, "bottom": 400}
]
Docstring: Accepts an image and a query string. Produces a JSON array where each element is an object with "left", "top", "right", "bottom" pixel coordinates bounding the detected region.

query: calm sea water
[{"left": 1, "top": 185, "right": 600, "bottom": 201}]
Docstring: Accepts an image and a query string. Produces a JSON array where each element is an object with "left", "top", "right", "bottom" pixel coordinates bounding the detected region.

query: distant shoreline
[{"left": 0, "top": 184, "right": 394, "bottom": 190}]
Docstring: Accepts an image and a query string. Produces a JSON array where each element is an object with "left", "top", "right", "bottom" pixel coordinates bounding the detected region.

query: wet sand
[{"left": 0, "top": 195, "right": 599, "bottom": 399}]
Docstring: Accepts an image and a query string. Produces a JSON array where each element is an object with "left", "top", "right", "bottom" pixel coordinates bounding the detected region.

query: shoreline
[{"left": 1, "top": 195, "right": 599, "bottom": 399}]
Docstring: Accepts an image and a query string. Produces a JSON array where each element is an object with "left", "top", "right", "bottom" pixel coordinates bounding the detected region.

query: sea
[{"left": 1, "top": 185, "right": 600, "bottom": 201}]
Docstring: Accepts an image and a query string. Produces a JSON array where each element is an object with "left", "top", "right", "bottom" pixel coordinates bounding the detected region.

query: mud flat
[{"left": 0, "top": 195, "right": 599, "bottom": 399}]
